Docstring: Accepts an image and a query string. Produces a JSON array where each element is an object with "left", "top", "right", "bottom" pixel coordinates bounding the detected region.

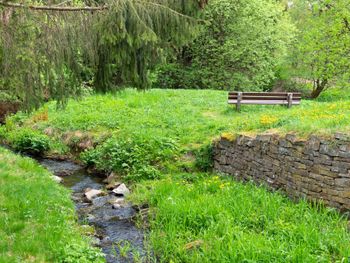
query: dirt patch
[{"left": 0, "top": 101, "right": 20, "bottom": 123}]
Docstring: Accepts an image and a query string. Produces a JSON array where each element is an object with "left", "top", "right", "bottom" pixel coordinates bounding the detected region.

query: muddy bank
[
  {"left": 39, "top": 158, "right": 148, "bottom": 263},
  {"left": 0, "top": 101, "right": 20, "bottom": 123}
]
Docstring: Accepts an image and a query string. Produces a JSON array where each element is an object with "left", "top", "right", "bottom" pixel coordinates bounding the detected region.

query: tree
[
  {"left": 289, "top": 0, "right": 350, "bottom": 98},
  {"left": 156, "top": 0, "right": 295, "bottom": 91},
  {"left": 0, "top": 0, "right": 206, "bottom": 110}
]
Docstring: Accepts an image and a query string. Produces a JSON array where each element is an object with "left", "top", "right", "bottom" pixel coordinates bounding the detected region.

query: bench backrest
[{"left": 228, "top": 92, "right": 301, "bottom": 106}]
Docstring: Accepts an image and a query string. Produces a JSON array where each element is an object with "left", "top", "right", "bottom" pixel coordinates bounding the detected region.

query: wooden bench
[{"left": 228, "top": 92, "right": 301, "bottom": 111}]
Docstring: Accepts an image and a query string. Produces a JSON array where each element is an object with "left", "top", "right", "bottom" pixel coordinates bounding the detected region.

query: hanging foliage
[{"left": 0, "top": 0, "right": 205, "bottom": 110}]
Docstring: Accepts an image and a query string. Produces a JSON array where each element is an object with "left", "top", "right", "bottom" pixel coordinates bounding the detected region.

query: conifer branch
[
  {"left": 0, "top": 1, "right": 107, "bottom": 11},
  {"left": 134, "top": 0, "right": 200, "bottom": 21}
]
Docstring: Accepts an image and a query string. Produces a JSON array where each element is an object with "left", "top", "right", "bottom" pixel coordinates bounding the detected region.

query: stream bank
[{"left": 29, "top": 155, "right": 147, "bottom": 262}]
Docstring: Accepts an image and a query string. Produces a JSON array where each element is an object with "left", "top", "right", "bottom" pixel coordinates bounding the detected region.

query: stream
[{"left": 38, "top": 158, "right": 147, "bottom": 263}]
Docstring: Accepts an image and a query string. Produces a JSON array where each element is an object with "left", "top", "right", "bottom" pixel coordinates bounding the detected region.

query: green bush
[
  {"left": 7, "top": 129, "right": 51, "bottom": 155},
  {"left": 81, "top": 135, "right": 178, "bottom": 181},
  {"left": 194, "top": 143, "right": 214, "bottom": 172},
  {"left": 155, "top": 63, "right": 203, "bottom": 90}
]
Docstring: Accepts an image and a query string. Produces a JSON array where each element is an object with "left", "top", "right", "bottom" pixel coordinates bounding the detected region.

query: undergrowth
[{"left": 80, "top": 135, "right": 178, "bottom": 181}]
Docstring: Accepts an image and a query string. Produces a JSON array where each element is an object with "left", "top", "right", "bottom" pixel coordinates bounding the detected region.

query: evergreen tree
[{"left": 0, "top": 0, "right": 206, "bottom": 110}]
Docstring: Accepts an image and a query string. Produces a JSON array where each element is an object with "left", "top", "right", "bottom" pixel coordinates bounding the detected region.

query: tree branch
[{"left": 0, "top": 1, "right": 107, "bottom": 11}]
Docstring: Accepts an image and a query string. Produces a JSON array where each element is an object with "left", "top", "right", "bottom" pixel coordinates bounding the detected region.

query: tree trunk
[{"left": 310, "top": 79, "right": 328, "bottom": 99}]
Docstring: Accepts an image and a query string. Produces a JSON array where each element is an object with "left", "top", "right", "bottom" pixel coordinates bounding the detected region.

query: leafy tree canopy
[
  {"left": 287, "top": 0, "right": 350, "bottom": 98},
  {"left": 156, "top": 0, "right": 295, "bottom": 91}
]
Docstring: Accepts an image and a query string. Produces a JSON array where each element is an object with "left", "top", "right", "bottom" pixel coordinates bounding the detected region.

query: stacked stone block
[{"left": 214, "top": 133, "right": 350, "bottom": 211}]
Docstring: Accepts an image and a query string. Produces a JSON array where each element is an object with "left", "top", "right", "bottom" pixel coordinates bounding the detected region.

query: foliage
[
  {"left": 130, "top": 174, "right": 350, "bottom": 262},
  {"left": 287, "top": 0, "right": 350, "bottom": 98},
  {"left": 6, "top": 128, "right": 51, "bottom": 155},
  {"left": 0, "top": 0, "right": 205, "bottom": 111},
  {"left": 81, "top": 135, "right": 178, "bottom": 181},
  {"left": 58, "top": 243, "right": 105, "bottom": 263},
  {"left": 0, "top": 148, "right": 104, "bottom": 262},
  {"left": 155, "top": 0, "right": 295, "bottom": 91},
  {"left": 154, "top": 63, "right": 203, "bottom": 90},
  {"left": 194, "top": 143, "right": 213, "bottom": 172}
]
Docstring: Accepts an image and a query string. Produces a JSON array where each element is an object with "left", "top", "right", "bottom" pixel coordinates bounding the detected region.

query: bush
[
  {"left": 155, "top": 63, "right": 203, "bottom": 89},
  {"left": 81, "top": 135, "right": 178, "bottom": 181},
  {"left": 7, "top": 129, "right": 51, "bottom": 155},
  {"left": 194, "top": 143, "right": 214, "bottom": 172}
]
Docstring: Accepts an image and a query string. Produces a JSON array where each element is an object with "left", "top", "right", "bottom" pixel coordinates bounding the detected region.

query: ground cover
[
  {"left": 130, "top": 173, "right": 350, "bottom": 262},
  {"left": 2, "top": 88, "right": 350, "bottom": 262},
  {"left": 0, "top": 148, "right": 104, "bottom": 262},
  {"left": 2, "top": 88, "right": 350, "bottom": 179},
  {"left": 9, "top": 88, "right": 350, "bottom": 141}
]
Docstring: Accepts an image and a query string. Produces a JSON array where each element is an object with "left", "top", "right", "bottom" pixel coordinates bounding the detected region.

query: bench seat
[{"left": 228, "top": 92, "right": 301, "bottom": 111}]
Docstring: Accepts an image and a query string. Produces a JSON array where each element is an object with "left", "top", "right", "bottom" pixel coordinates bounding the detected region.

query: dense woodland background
[{"left": 1, "top": 0, "right": 350, "bottom": 110}]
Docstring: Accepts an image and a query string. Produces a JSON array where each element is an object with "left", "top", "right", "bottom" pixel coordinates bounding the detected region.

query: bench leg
[
  {"left": 236, "top": 103, "right": 241, "bottom": 112},
  {"left": 287, "top": 93, "right": 293, "bottom": 108},
  {"left": 236, "top": 92, "right": 242, "bottom": 112}
]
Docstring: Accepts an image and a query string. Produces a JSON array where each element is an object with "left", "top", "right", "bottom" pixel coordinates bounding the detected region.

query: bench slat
[
  {"left": 228, "top": 96, "right": 301, "bottom": 100},
  {"left": 229, "top": 92, "right": 301, "bottom": 96},
  {"left": 228, "top": 99, "right": 301, "bottom": 105}
]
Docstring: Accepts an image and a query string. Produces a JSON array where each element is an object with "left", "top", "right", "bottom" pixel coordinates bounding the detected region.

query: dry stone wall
[{"left": 213, "top": 133, "right": 350, "bottom": 211}]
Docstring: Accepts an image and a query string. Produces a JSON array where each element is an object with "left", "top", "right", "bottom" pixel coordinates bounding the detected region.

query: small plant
[
  {"left": 81, "top": 135, "right": 178, "bottom": 181},
  {"left": 58, "top": 243, "right": 105, "bottom": 263},
  {"left": 116, "top": 241, "right": 131, "bottom": 258},
  {"left": 7, "top": 129, "right": 51, "bottom": 155},
  {"left": 194, "top": 143, "right": 214, "bottom": 172}
]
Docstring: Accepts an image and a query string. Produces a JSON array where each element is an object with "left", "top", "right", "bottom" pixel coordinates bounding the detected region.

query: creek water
[{"left": 38, "top": 158, "right": 146, "bottom": 263}]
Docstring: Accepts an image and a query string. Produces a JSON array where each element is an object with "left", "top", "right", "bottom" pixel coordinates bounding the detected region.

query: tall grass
[
  {"left": 0, "top": 148, "right": 104, "bottom": 262},
  {"left": 131, "top": 174, "right": 350, "bottom": 262}
]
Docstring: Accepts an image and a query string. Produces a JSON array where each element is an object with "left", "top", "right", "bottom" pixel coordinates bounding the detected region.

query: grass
[
  {"left": 0, "top": 148, "right": 104, "bottom": 262},
  {"left": 9, "top": 88, "right": 350, "bottom": 145},
  {"left": 131, "top": 174, "right": 350, "bottom": 262},
  {"left": 2, "top": 87, "right": 350, "bottom": 262}
]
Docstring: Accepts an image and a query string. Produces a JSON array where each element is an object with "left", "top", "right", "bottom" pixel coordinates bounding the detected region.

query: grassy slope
[
  {"left": 3, "top": 88, "right": 350, "bottom": 262},
  {"left": 0, "top": 148, "right": 103, "bottom": 262},
  {"left": 15, "top": 88, "right": 350, "bottom": 147}
]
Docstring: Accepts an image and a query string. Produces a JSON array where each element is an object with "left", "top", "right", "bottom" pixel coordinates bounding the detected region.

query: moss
[{"left": 221, "top": 132, "right": 236, "bottom": 142}]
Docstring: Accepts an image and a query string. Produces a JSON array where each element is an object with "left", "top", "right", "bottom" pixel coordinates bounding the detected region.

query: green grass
[
  {"left": 12, "top": 88, "right": 350, "bottom": 145},
  {"left": 0, "top": 148, "right": 104, "bottom": 262},
  {"left": 3, "top": 87, "right": 350, "bottom": 262},
  {"left": 131, "top": 174, "right": 350, "bottom": 262}
]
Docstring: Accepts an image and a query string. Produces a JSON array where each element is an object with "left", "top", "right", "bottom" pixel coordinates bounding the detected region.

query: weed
[{"left": 6, "top": 128, "right": 51, "bottom": 155}]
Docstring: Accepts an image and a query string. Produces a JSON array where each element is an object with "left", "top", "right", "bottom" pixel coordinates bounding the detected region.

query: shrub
[
  {"left": 194, "top": 143, "right": 214, "bottom": 172},
  {"left": 155, "top": 63, "right": 204, "bottom": 90},
  {"left": 81, "top": 135, "right": 178, "bottom": 181},
  {"left": 7, "top": 129, "right": 51, "bottom": 155}
]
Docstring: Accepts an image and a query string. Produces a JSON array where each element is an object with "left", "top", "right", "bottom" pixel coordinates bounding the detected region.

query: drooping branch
[
  {"left": 0, "top": 0, "right": 208, "bottom": 13},
  {"left": 0, "top": 1, "right": 107, "bottom": 11}
]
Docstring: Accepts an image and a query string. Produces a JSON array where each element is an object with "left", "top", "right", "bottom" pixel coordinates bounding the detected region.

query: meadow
[
  {"left": 1, "top": 88, "right": 350, "bottom": 262},
  {"left": 9, "top": 88, "right": 350, "bottom": 144}
]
